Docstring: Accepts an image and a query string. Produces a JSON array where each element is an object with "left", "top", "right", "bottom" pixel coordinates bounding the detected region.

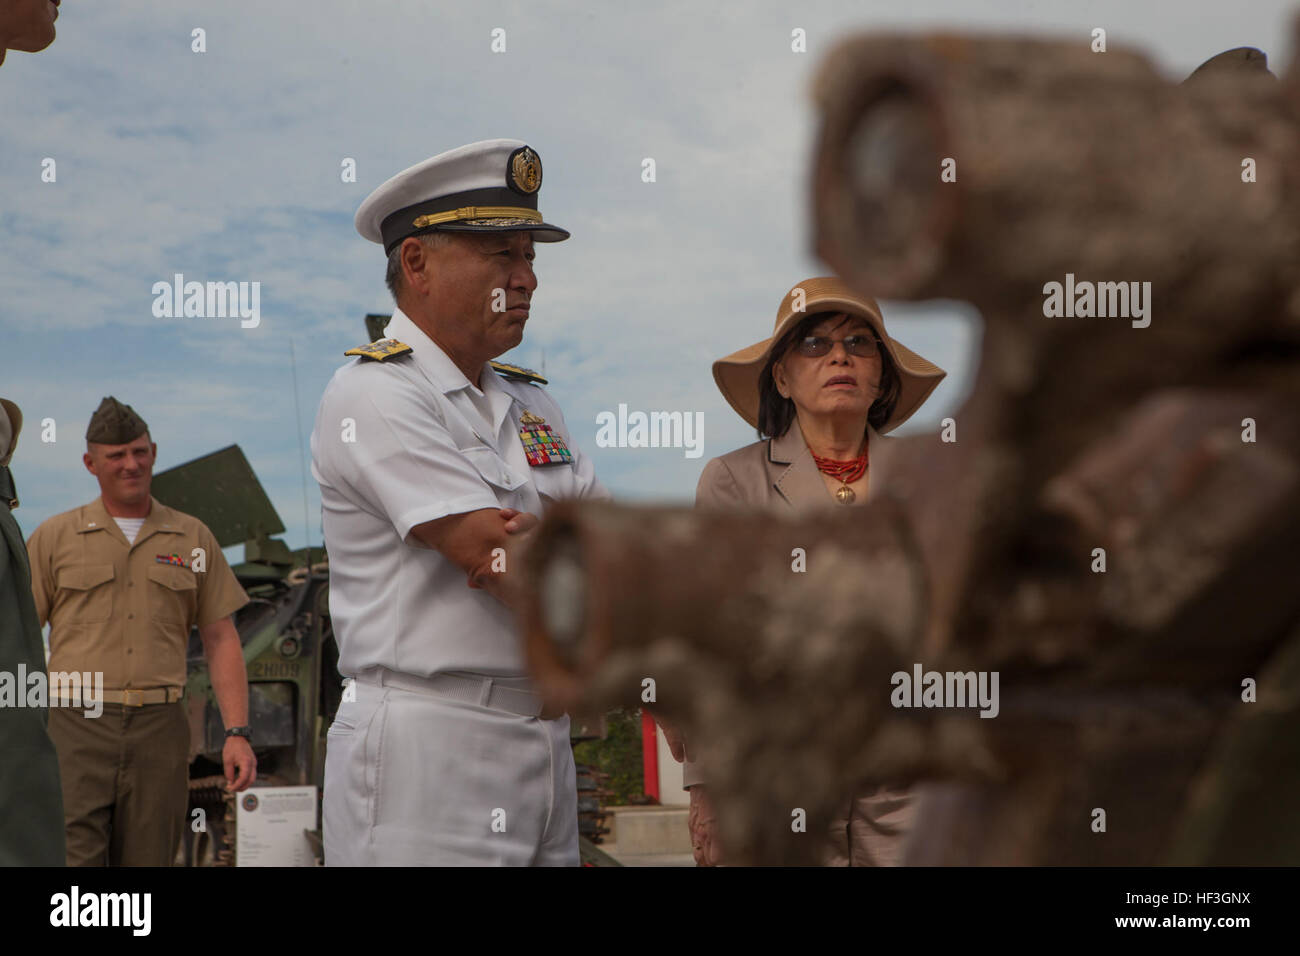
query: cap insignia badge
[{"left": 508, "top": 146, "right": 542, "bottom": 195}]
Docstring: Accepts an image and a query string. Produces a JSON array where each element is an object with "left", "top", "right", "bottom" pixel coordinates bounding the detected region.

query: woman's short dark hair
[{"left": 756, "top": 311, "right": 901, "bottom": 439}]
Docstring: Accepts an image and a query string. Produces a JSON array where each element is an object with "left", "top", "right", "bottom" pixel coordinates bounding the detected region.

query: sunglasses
[{"left": 794, "top": 334, "right": 881, "bottom": 358}]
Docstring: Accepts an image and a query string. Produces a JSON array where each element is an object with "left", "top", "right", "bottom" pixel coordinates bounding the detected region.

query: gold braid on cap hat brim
[{"left": 412, "top": 207, "right": 543, "bottom": 228}]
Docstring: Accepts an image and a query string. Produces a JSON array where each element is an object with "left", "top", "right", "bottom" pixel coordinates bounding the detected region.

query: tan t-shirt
[{"left": 26, "top": 496, "right": 248, "bottom": 689}]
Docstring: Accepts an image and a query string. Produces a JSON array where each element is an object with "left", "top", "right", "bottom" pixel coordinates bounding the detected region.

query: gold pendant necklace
[{"left": 812, "top": 445, "right": 868, "bottom": 506}]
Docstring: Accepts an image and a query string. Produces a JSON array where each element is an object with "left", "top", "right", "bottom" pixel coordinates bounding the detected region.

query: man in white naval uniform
[{"left": 311, "top": 140, "right": 608, "bottom": 865}]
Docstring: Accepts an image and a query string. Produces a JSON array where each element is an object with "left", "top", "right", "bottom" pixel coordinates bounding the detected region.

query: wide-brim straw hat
[{"left": 712, "top": 276, "right": 946, "bottom": 434}]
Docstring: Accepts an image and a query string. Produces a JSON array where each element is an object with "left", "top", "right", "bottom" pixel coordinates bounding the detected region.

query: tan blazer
[
  {"left": 695, "top": 418, "right": 888, "bottom": 514},
  {"left": 684, "top": 417, "right": 913, "bottom": 865}
]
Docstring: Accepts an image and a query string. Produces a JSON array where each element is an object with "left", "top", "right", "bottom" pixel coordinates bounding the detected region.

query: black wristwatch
[{"left": 224, "top": 725, "right": 252, "bottom": 742}]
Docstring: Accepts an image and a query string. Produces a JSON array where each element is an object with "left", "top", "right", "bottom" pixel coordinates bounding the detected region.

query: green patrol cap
[{"left": 86, "top": 396, "right": 149, "bottom": 445}]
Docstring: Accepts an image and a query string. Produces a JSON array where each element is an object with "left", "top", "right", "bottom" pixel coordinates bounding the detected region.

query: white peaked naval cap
[{"left": 355, "top": 139, "right": 570, "bottom": 254}]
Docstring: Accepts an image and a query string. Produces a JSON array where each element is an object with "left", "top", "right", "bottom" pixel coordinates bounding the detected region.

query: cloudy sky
[{"left": 2, "top": 0, "right": 1294, "bottom": 553}]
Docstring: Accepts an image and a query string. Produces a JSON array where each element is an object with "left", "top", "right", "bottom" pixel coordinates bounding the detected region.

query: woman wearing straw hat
[{"left": 676, "top": 275, "right": 946, "bottom": 866}]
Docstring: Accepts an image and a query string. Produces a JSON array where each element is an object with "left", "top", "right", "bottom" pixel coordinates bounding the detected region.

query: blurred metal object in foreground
[{"left": 521, "top": 25, "right": 1300, "bottom": 866}]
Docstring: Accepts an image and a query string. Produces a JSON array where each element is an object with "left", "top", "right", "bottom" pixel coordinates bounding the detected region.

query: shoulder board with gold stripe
[
  {"left": 344, "top": 338, "right": 412, "bottom": 362},
  {"left": 489, "top": 360, "right": 548, "bottom": 385}
]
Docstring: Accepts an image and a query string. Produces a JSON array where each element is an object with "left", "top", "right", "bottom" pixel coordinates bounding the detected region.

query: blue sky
[{"left": 2, "top": 0, "right": 1294, "bottom": 553}]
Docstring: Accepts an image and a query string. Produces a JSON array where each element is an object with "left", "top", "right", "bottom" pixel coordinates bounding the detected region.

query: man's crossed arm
[{"left": 411, "top": 507, "right": 538, "bottom": 606}]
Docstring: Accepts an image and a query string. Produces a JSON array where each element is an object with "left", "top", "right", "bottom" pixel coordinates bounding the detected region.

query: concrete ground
[{"left": 598, "top": 805, "right": 697, "bottom": 867}]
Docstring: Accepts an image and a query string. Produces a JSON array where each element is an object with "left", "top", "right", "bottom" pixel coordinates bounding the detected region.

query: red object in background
[{"left": 641, "top": 710, "right": 660, "bottom": 803}]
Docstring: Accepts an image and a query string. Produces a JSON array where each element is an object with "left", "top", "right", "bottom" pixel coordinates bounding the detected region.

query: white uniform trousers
[{"left": 323, "top": 675, "right": 578, "bottom": 866}]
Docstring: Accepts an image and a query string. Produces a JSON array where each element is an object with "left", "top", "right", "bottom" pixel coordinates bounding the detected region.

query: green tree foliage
[{"left": 573, "top": 707, "right": 649, "bottom": 806}]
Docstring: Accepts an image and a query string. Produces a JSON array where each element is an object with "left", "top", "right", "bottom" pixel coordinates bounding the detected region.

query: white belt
[{"left": 355, "top": 667, "right": 558, "bottom": 719}]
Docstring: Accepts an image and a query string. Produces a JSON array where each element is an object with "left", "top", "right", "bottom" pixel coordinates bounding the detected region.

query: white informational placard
[{"left": 236, "top": 785, "right": 318, "bottom": 867}]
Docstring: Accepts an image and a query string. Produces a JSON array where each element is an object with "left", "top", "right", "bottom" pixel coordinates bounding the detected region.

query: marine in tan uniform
[{"left": 26, "top": 397, "right": 256, "bottom": 866}]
